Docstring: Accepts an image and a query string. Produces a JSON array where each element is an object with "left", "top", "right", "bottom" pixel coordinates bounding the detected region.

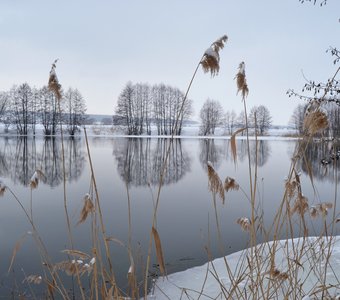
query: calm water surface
[{"left": 0, "top": 136, "right": 339, "bottom": 297}]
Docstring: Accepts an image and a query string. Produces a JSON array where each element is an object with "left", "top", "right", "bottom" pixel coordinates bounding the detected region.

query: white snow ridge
[{"left": 146, "top": 236, "right": 340, "bottom": 299}]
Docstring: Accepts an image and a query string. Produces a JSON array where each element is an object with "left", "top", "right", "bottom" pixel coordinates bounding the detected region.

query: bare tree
[
  {"left": 248, "top": 105, "right": 273, "bottom": 135},
  {"left": 0, "top": 92, "right": 8, "bottom": 121},
  {"left": 116, "top": 82, "right": 192, "bottom": 135},
  {"left": 199, "top": 98, "right": 224, "bottom": 135},
  {"left": 38, "top": 86, "right": 60, "bottom": 136},
  {"left": 9, "top": 83, "right": 33, "bottom": 135},
  {"left": 63, "top": 88, "right": 87, "bottom": 136},
  {"left": 224, "top": 110, "right": 237, "bottom": 135},
  {"left": 289, "top": 104, "right": 307, "bottom": 135}
]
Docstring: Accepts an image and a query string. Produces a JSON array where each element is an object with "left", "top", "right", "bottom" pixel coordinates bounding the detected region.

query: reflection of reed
[
  {"left": 300, "top": 140, "right": 340, "bottom": 182},
  {"left": 113, "top": 138, "right": 191, "bottom": 186},
  {"left": 0, "top": 137, "right": 85, "bottom": 186}
]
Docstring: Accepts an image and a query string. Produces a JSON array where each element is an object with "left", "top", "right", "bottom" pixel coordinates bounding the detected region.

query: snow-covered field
[
  {"left": 147, "top": 236, "right": 340, "bottom": 299},
  {"left": 0, "top": 123, "right": 297, "bottom": 139}
]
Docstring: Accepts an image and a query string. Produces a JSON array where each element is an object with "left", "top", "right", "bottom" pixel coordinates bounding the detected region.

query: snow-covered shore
[{"left": 147, "top": 236, "right": 340, "bottom": 299}]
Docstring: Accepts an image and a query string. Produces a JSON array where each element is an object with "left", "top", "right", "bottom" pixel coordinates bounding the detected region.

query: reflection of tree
[
  {"left": 299, "top": 140, "right": 340, "bottom": 182},
  {"left": 0, "top": 137, "right": 13, "bottom": 177},
  {"left": 113, "top": 138, "right": 191, "bottom": 186},
  {"left": 199, "top": 139, "right": 271, "bottom": 169},
  {"left": 250, "top": 140, "right": 271, "bottom": 167},
  {"left": 0, "top": 137, "right": 85, "bottom": 186},
  {"left": 199, "top": 139, "right": 224, "bottom": 170}
]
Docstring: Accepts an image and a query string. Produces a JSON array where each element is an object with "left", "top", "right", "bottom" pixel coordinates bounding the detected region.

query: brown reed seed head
[
  {"left": 236, "top": 217, "right": 251, "bottom": 231},
  {"left": 269, "top": 268, "right": 289, "bottom": 281},
  {"left": 78, "top": 194, "right": 95, "bottom": 224},
  {"left": 303, "top": 110, "right": 328, "bottom": 135},
  {"left": 224, "top": 177, "right": 239, "bottom": 192},
  {"left": 48, "top": 59, "right": 62, "bottom": 100},
  {"left": 291, "top": 193, "right": 309, "bottom": 216},
  {"left": 0, "top": 183, "right": 6, "bottom": 196},
  {"left": 207, "top": 162, "right": 225, "bottom": 202},
  {"left": 236, "top": 62, "right": 249, "bottom": 99},
  {"left": 29, "top": 169, "right": 45, "bottom": 189},
  {"left": 310, "top": 202, "right": 333, "bottom": 219},
  {"left": 309, "top": 206, "right": 319, "bottom": 219},
  {"left": 285, "top": 179, "right": 298, "bottom": 199},
  {"left": 201, "top": 35, "right": 228, "bottom": 77}
]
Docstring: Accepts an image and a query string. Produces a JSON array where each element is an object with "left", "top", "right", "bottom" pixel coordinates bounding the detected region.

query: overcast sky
[{"left": 0, "top": 0, "right": 339, "bottom": 125}]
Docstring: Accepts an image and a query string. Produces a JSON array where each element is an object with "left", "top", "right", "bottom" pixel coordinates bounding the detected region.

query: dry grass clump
[
  {"left": 285, "top": 177, "right": 299, "bottom": 199},
  {"left": 201, "top": 35, "right": 228, "bottom": 76},
  {"left": 309, "top": 202, "right": 333, "bottom": 218},
  {"left": 224, "top": 177, "right": 239, "bottom": 192},
  {"left": 303, "top": 109, "right": 329, "bottom": 135},
  {"left": 207, "top": 161, "right": 225, "bottom": 202},
  {"left": 267, "top": 266, "right": 289, "bottom": 282},
  {"left": 235, "top": 62, "right": 249, "bottom": 99},
  {"left": 77, "top": 193, "right": 95, "bottom": 224},
  {"left": 291, "top": 193, "right": 309, "bottom": 216},
  {"left": 237, "top": 217, "right": 251, "bottom": 231}
]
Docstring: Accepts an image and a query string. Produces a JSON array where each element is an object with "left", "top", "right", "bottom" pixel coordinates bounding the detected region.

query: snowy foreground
[{"left": 146, "top": 236, "right": 340, "bottom": 299}]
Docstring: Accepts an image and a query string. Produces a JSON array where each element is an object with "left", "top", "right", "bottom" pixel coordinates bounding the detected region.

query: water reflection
[
  {"left": 199, "top": 139, "right": 226, "bottom": 170},
  {"left": 0, "top": 137, "right": 85, "bottom": 186},
  {"left": 112, "top": 138, "right": 191, "bottom": 186},
  {"left": 300, "top": 140, "right": 340, "bottom": 182},
  {"left": 250, "top": 140, "right": 271, "bottom": 167},
  {"left": 199, "top": 139, "right": 271, "bottom": 170}
]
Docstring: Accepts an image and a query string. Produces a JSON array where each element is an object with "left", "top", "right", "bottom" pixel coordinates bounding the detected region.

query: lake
[{"left": 0, "top": 136, "right": 339, "bottom": 298}]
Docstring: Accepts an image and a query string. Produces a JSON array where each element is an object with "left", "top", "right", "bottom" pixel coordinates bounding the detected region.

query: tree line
[
  {"left": 114, "top": 82, "right": 193, "bottom": 135},
  {"left": 199, "top": 98, "right": 273, "bottom": 136},
  {"left": 0, "top": 83, "right": 87, "bottom": 136}
]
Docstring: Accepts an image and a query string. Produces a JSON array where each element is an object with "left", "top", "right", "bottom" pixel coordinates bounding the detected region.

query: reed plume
[
  {"left": 77, "top": 193, "right": 95, "bottom": 224},
  {"left": 201, "top": 35, "right": 228, "bottom": 76},
  {"left": 224, "top": 177, "right": 239, "bottom": 192},
  {"left": 236, "top": 62, "right": 249, "bottom": 99},
  {"left": 236, "top": 217, "right": 251, "bottom": 231},
  {"left": 0, "top": 181, "right": 6, "bottom": 196},
  {"left": 310, "top": 202, "right": 333, "bottom": 218},
  {"left": 291, "top": 193, "right": 309, "bottom": 216},
  {"left": 303, "top": 109, "right": 328, "bottom": 135},
  {"left": 285, "top": 178, "right": 298, "bottom": 199},
  {"left": 207, "top": 161, "right": 225, "bottom": 202},
  {"left": 30, "top": 170, "right": 45, "bottom": 189},
  {"left": 48, "top": 59, "right": 62, "bottom": 100}
]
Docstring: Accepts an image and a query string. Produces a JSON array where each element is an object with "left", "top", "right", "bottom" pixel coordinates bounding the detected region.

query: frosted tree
[
  {"left": 63, "top": 88, "right": 87, "bottom": 136},
  {"left": 248, "top": 105, "right": 272, "bottom": 135},
  {"left": 199, "top": 98, "right": 224, "bottom": 135}
]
